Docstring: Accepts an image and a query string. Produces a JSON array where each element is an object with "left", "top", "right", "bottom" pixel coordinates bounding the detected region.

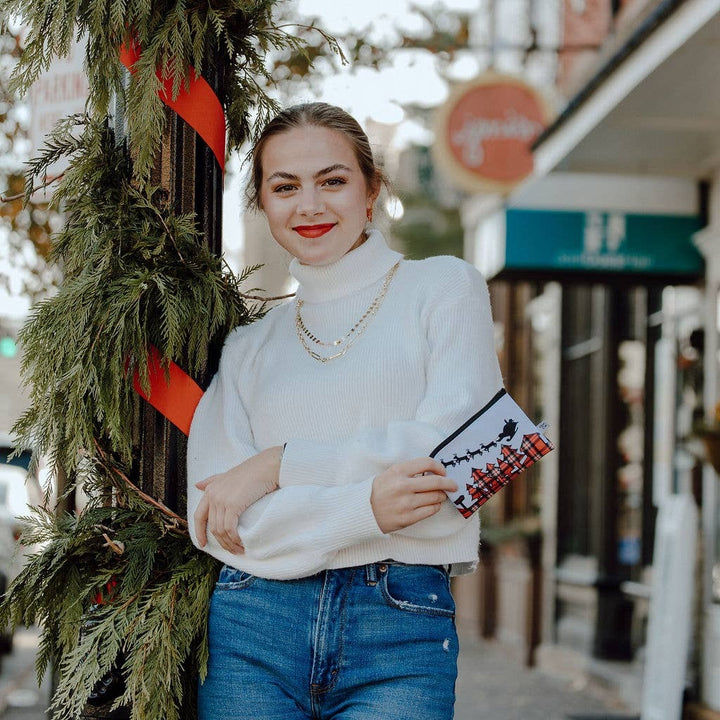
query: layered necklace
[{"left": 295, "top": 260, "right": 401, "bottom": 363}]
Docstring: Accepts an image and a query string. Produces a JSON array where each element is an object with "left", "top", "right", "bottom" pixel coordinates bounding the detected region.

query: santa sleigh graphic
[
  {"left": 439, "top": 417, "right": 522, "bottom": 469},
  {"left": 431, "top": 389, "right": 555, "bottom": 518}
]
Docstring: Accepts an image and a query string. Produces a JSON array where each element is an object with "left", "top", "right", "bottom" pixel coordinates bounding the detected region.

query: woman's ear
[
  {"left": 366, "top": 188, "right": 379, "bottom": 223},
  {"left": 367, "top": 182, "right": 381, "bottom": 209}
]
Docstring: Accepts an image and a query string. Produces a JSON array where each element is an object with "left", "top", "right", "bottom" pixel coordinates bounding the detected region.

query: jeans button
[{"left": 378, "top": 564, "right": 387, "bottom": 573}]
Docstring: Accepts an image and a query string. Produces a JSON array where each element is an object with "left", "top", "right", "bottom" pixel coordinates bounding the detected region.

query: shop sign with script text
[{"left": 434, "top": 73, "right": 551, "bottom": 195}]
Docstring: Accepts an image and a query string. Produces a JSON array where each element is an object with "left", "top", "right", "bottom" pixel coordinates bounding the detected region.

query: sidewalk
[
  {"left": 0, "top": 627, "right": 634, "bottom": 719},
  {"left": 455, "top": 632, "right": 635, "bottom": 720},
  {"left": 0, "top": 627, "right": 50, "bottom": 719}
]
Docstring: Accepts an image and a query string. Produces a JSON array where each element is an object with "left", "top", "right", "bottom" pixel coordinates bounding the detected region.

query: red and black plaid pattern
[
  {"left": 520, "top": 433, "right": 554, "bottom": 462},
  {"left": 500, "top": 444, "right": 525, "bottom": 472},
  {"left": 452, "top": 432, "right": 554, "bottom": 517}
]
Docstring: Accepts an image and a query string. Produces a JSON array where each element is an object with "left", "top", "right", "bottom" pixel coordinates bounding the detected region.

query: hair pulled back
[{"left": 248, "top": 102, "right": 386, "bottom": 210}]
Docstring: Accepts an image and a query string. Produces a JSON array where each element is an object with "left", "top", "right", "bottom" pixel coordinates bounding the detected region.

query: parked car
[{"left": 0, "top": 461, "right": 35, "bottom": 660}]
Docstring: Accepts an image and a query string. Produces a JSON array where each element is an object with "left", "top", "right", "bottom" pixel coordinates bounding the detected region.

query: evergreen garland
[
  {"left": 14, "top": 115, "right": 262, "bottom": 475},
  {"left": 6, "top": 454, "right": 218, "bottom": 720},
  {"left": 0, "top": 0, "right": 340, "bottom": 179},
  {"left": 0, "top": 116, "right": 261, "bottom": 719}
]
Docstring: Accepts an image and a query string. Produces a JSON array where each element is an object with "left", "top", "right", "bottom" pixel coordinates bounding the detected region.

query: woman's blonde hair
[{"left": 248, "top": 102, "right": 386, "bottom": 209}]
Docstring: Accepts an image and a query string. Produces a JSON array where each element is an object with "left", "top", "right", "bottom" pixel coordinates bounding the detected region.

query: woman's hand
[
  {"left": 193, "top": 446, "right": 284, "bottom": 553},
  {"left": 370, "top": 458, "right": 458, "bottom": 534}
]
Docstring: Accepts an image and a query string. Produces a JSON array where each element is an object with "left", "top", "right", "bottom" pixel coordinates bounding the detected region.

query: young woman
[{"left": 187, "top": 102, "right": 503, "bottom": 720}]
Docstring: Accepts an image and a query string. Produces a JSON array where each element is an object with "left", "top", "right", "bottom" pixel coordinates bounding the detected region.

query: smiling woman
[
  {"left": 258, "top": 125, "right": 377, "bottom": 266},
  {"left": 186, "top": 102, "right": 504, "bottom": 720}
]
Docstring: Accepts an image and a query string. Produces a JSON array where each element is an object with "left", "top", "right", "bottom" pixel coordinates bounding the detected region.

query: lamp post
[{"left": 78, "top": 50, "right": 225, "bottom": 720}]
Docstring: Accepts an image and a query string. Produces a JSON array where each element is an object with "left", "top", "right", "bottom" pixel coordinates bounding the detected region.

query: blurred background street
[{"left": 0, "top": 628, "right": 49, "bottom": 720}]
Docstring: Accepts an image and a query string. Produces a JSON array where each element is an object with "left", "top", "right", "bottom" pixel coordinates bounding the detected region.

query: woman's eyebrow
[
  {"left": 314, "top": 163, "right": 352, "bottom": 178},
  {"left": 266, "top": 170, "right": 298, "bottom": 182},
  {"left": 266, "top": 164, "right": 353, "bottom": 183}
]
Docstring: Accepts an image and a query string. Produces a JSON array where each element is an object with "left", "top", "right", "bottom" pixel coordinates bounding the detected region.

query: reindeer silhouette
[
  {"left": 440, "top": 458, "right": 456, "bottom": 469},
  {"left": 467, "top": 447, "right": 483, "bottom": 460},
  {"left": 497, "top": 418, "right": 519, "bottom": 443},
  {"left": 453, "top": 452, "right": 469, "bottom": 465},
  {"left": 480, "top": 440, "right": 497, "bottom": 453}
]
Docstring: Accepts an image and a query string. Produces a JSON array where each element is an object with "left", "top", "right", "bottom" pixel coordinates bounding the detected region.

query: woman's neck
[{"left": 289, "top": 229, "right": 403, "bottom": 304}]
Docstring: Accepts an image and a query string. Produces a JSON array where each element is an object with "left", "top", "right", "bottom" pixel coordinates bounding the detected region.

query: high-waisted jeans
[{"left": 198, "top": 562, "right": 459, "bottom": 719}]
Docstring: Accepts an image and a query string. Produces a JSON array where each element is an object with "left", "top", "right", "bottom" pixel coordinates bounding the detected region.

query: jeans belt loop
[{"left": 365, "top": 563, "right": 378, "bottom": 586}]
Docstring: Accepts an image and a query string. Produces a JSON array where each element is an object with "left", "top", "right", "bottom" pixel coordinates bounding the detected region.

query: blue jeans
[{"left": 199, "top": 562, "right": 459, "bottom": 719}]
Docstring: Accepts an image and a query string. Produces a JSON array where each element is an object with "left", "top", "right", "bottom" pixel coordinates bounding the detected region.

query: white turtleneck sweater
[{"left": 187, "top": 230, "right": 503, "bottom": 580}]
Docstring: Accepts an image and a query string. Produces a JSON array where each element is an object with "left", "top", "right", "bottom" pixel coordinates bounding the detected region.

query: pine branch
[
  {"left": 4, "top": 0, "right": 343, "bottom": 180},
  {"left": 0, "top": 173, "right": 63, "bottom": 202},
  {"left": 93, "top": 441, "right": 188, "bottom": 530},
  {"left": 1, "top": 116, "right": 244, "bottom": 719}
]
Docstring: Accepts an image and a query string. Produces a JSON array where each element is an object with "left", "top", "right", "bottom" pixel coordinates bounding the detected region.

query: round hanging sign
[{"left": 434, "top": 73, "right": 552, "bottom": 195}]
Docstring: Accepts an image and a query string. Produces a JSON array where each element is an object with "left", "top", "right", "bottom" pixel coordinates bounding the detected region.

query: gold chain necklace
[{"left": 295, "top": 261, "right": 401, "bottom": 363}]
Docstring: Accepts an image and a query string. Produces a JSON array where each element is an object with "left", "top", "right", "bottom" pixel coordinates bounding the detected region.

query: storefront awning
[{"left": 531, "top": 0, "right": 720, "bottom": 179}]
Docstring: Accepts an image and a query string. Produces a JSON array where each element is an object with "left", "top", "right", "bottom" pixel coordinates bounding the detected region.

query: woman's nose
[{"left": 297, "top": 188, "right": 324, "bottom": 216}]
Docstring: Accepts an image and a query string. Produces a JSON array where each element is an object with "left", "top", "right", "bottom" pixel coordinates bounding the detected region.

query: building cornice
[{"left": 531, "top": 0, "right": 720, "bottom": 175}]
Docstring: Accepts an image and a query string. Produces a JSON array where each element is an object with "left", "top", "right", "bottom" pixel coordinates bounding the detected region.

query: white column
[
  {"left": 526, "top": 284, "right": 562, "bottom": 648},
  {"left": 693, "top": 171, "right": 720, "bottom": 708}
]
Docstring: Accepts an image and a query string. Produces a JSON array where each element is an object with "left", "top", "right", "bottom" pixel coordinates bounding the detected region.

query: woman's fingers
[
  {"left": 194, "top": 494, "right": 245, "bottom": 553},
  {"left": 194, "top": 496, "right": 209, "bottom": 547},
  {"left": 409, "top": 502, "right": 444, "bottom": 523},
  {"left": 371, "top": 458, "right": 459, "bottom": 533},
  {"left": 211, "top": 507, "right": 243, "bottom": 554},
  {"left": 193, "top": 453, "right": 284, "bottom": 552},
  {"left": 409, "top": 473, "right": 458, "bottom": 494},
  {"left": 209, "top": 502, "right": 222, "bottom": 547},
  {"left": 413, "top": 489, "right": 452, "bottom": 508},
  {"left": 194, "top": 475, "right": 214, "bottom": 490},
  {"left": 221, "top": 509, "right": 245, "bottom": 554},
  {"left": 397, "top": 457, "right": 447, "bottom": 477}
]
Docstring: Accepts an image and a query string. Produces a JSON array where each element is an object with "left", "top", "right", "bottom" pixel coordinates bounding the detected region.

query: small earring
[{"left": 367, "top": 207, "right": 373, "bottom": 222}]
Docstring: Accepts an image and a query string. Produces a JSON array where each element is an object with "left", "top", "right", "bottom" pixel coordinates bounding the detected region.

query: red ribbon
[
  {"left": 119, "top": 38, "right": 226, "bottom": 171},
  {"left": 93, "top": 578, "right": 118, "bottom": 605},
  {"left": 132, "top": 346, "right": 204, "bottom": 437},
  {"left": 122, "top": 36, "right": 221, "bottom": 429}
]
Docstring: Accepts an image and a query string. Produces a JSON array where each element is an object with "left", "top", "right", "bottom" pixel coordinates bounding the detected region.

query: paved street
[
  {"left": 454, "top": 632, "right": 633, "bottom": 720},
  {"left": 0, "top": 627, "right": 633, "bottom": 720},
  {"left": 0, "top": 628, "right": 50, "bottom": 719}
]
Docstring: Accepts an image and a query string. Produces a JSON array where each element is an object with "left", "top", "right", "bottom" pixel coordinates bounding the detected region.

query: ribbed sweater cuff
[
  {"left": 323, "top": 476, "right": 384, "bottom": 550},
  {"left": 279, "top": 438, "right": 344, "bottom": 488}
]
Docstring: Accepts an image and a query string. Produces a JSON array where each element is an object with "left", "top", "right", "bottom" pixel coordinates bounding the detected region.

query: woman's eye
[
  {"left": 273, "top": 184, "right": 296, "bottom": 193},
  {"left": 323, "top": 177, "right": 347, "bottom": 187}
]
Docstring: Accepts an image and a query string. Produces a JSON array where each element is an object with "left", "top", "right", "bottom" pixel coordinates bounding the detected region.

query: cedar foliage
[
  {"left": 0, "top": 0, "right": 340, "bottom": 179},
  {"left": 7, "top": 459, "right": 219, "bottom": 720},
  {"left": 2, "top": 114, "right": 260, "bottom": 720},
  {"left": 13, "top": 115, "right": 261, "bottom": 475}
]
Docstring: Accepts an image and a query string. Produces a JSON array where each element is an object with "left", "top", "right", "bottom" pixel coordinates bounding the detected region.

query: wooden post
[
  {"left": 79, "top": 51, "right": 225, "bottom": 720},
  {"left": 134, "top": 56, "right": 225, "bottom": 512}
]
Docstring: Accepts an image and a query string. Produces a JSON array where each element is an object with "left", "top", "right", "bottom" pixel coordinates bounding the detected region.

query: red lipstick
[{"left": 293, "top": 223, "right": 335, "bottom": 238}]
